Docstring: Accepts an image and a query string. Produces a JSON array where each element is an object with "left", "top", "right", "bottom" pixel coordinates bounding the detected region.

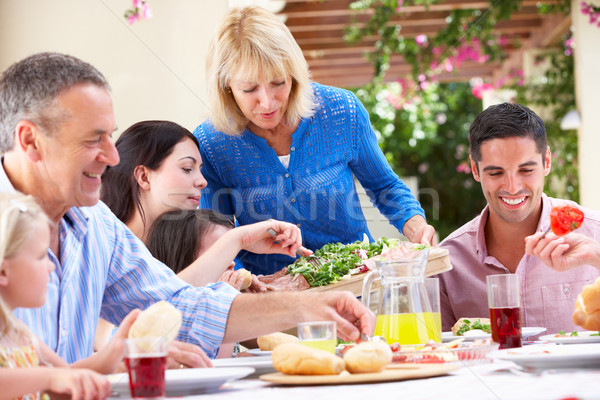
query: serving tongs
[{"left": 267, "top": 228, "right": 324, "bottom": 267}]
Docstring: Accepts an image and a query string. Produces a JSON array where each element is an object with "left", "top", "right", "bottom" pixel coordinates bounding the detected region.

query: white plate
[
  {"left": 245, "top": 348, "right": 272, "bottom": 356},
  {"left": 492, "top": 343, "right": 600, "bottom": 370},
  {"left": 442, "top": 327, "right": 546, "bottom": 342},
  {"left": 108, "top": 366, "right": 255, "bottom": 396},
  {"left": 539, "top": 331, "right": 600, "bottom": 344},
  {"left": 213, "top": 355, "right": 275, "bottom": 377}
]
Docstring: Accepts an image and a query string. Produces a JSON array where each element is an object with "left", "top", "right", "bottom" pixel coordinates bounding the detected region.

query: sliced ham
[
  {"left": 258, "top": 267, "right": 311, "bottom": 291},
  {"left": 363, "top": 245, "right": 417, "bottom": 270}
]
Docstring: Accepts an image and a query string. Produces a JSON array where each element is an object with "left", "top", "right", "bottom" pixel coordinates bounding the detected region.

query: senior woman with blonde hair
[{"left": 194, "top": 6, "right": 436, "bottom": 275}]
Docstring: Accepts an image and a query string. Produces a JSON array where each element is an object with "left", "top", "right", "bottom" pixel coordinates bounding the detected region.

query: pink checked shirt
[{"left": 439, "top": 194, "right": 600, "bottom": 334}]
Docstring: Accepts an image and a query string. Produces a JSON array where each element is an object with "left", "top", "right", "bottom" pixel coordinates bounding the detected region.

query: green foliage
[
  {"left": 346, "top": 0, "right": 521, "bottom": 79},
  {"left": 512, "top": 33, "right": 578, "bottom": 202},
  {"left": 344, "top": 0, "right": 577, "bottom": 238}
]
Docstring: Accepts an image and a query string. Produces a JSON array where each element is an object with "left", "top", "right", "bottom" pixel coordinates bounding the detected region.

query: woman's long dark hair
[
  {"left": 101, "top": 120, "right": 199, "bottom": 225},
  {"left": 146, "top": 209, "right": 233, "bottom": 273}
]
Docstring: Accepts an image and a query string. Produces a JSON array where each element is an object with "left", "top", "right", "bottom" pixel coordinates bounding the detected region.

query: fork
[
  {"left": 539, "top": 226, "right": 552, "bottom": 239},
  {"left": 267, "top": 228, "right": 324, "bottom": 267}
]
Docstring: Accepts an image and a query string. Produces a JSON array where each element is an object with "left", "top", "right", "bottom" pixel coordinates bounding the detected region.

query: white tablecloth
[{"left": 113, "top": 361, "right": 600, "bottom": 400}]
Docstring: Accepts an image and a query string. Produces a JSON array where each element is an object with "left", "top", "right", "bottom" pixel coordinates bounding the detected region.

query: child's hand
[
  {"left": 95, "top": 309, "right": 141, "bottom": 374},
  {"left": 219, "top": 268, "right": 245, "bottom": 290},
  {"left": 167, "top": 340, "right": 213, "bottom": 369},
  {"left": 48, "top": 367, "right": 110, "bottom": 400}
]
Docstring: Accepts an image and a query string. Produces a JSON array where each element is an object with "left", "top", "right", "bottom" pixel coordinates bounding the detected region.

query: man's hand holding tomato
[
  {"left": 524, "top": 205, "right": 599, "bottom": 271},
  {"left": 525, "top": 232, "right": 600, "bottom": 272}
]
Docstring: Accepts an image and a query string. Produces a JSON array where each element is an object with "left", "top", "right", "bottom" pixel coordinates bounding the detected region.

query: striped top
[
  {"left": 195, "top": 83, "right": 425, "bottom": 275},
  {"left": 0, "top": 163, "right": 239, "bottom": 363}
]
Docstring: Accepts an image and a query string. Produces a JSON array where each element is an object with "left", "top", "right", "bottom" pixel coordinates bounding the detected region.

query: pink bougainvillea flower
[
  {"left": 127, "top": 13, "right": 140, "bottom": 24},
  {"left": 444, "top": 59, "right": 453, "bottom": 72},
  {"left": 396, "top": 0, "right": 405, "bottom": 12},
  {"left": 125, "top": 0, "right": 152, "bottom": 24},
  {"left": 142, "top": 3, "right": 153, "bottom": 19},
  {"left": 472, "top": 82, "right": 494, "bottom": 99},
  {"left": 456, "top": 162, "right": 471, "bottom": 174},
  {"left": 581, "top": 1, "right": 600, "bottom": 26},
  {"left": 415, "top": 34, "right": 428, "bottom": 47}
]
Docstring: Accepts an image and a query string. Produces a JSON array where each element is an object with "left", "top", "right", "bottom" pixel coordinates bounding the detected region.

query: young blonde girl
[{"left": 0, "top": 192, "right": 139, "bottom": 400}]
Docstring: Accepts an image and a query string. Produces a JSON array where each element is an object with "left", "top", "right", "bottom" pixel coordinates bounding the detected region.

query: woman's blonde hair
[
  {"left": 0, "top": 192, "right": 48, "bottom": 338},
  {"left": 206, "top": 6, "right": 316, "bottom": 135}
]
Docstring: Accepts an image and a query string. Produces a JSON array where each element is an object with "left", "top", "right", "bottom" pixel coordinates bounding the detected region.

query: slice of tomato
[{"left": 550, "top": 205, "right": 584, "bottom": 236}]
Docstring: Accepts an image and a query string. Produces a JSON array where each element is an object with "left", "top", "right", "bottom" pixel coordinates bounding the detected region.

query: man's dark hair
[{"left": 469, "top": 103, "right": 547, "bottom": 164}]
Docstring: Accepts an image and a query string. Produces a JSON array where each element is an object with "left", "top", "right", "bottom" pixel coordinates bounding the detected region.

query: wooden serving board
[
  {"left": 306, "top": 247, "right": 452, "bottom": 297},
  {"left": 259, "top": 363, "right": 458, "bottom": 385}
]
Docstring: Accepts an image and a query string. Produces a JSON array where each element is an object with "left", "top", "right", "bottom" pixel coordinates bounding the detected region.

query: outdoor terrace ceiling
[{"left": 276, "top": 0, "right": 572, "bottom": 88}]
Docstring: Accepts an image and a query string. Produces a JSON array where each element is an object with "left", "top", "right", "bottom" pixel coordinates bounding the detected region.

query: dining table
[
  {"left": 194, "top": 364, "right": 599, "bottom": 400},
  {"left": 109, "top": 343, "right": 600, "bottom": 400}
]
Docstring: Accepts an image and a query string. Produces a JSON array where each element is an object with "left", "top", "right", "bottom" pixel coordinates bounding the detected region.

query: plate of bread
[{"left": 259, "top": 340, "right": 458, "bottom": 385}]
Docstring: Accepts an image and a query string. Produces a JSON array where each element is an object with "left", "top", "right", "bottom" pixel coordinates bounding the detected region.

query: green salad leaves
[
  {"left": 287, "top": 237, "right": 428, "bottom": 287},
  {"left": 456, "top": 318, "right": 492, "bottom": 336}
]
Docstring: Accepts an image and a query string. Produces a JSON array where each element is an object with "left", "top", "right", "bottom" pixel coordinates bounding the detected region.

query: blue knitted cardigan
[{"left": 194, "top": 83, "right": 425, "bottom": 275}]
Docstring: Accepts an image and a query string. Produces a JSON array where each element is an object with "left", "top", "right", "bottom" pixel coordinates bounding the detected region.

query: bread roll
[
  {"left": 272, "top": 343, "right": 345, "bottom": 375},
  {"left": 128, "top": 301, "right": 182, "bottom": 343},
  {"left": 573, "top": 277, "right": 600, "bottom": 331},
  {"left": 343, "top": 340, "right": 392, "bottom": 373},
  {"left": 257, "top": 331, "right": 299, "bottom": 351},
  {"left": 451, "top": 317, "right": 490, "bottom": 336},
  {"left": 237, "top": 268, "right": 252, "bottom": 290}
]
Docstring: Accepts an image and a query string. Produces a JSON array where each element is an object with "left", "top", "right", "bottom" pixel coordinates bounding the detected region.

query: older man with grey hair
[{"left": 0, "top": 52, "right": 374, "bottom": 365}]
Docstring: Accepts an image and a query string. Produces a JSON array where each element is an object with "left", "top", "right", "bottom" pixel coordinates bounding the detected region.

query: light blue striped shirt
[{"left": 0, "top": 163, "right": 239, "bottom": 363}]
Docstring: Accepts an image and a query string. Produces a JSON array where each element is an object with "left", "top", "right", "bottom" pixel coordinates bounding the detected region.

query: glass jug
[{"left": 362, "top": 249, "right": 439, "bottom": 345}]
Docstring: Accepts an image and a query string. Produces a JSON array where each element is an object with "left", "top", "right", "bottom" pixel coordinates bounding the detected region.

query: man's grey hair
[{"left": 0, "top": 52, "right": 110, "bottom": 153}]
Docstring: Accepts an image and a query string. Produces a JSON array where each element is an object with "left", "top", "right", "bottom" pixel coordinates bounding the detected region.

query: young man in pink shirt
[{"left": 439, "top": 103, "right": 600, "bottom": 334}]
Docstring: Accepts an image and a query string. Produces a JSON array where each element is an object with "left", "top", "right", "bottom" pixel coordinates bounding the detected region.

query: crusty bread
[
  {"left": 257, "top": 331, "right": 299, "bottom": 351},
  {"left": 573, "top": 277, "right": 600, "bottom": 331},
  {"left": 343, "top": 340, "right": 392, "bottom": 373},
  {"left": 128, "top": 301, "right": 182, "bottom": 343},
  {"left": 272, "top": 343, "right": 345, "bottom": 375},
  {"left": 237, "top": 268, "right": 252, "bottom": 290},
  {"left": 451, "top": 317, "right": 490, "bottom": 336}
]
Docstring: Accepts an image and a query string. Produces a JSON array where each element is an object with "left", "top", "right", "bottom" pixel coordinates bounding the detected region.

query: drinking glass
[
  {"left": 297, "top": 321, "right": 336, "bottom": 353},
  {"left": 424, "top": 277, "right": 442, "bottom": 343},
  {"left": 124, "top": 337, "right": 168, "bottom": 399},
  {"left": 486, "top": 274, "right": 522, "bottom": 349}
]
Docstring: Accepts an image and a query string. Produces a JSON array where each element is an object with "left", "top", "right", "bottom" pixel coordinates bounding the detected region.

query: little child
[
  {"left": 0, "top": 192, "right": 139, "bottom": 400},
  {"left": 146, "top": 209, "right": 255, "bottom": 357},
  {"left": 146, "top": 209, "right": 250, "bottom": 289}
]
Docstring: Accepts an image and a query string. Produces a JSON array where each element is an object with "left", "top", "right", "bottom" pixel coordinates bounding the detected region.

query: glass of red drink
[
  {"left": 486, "top": 274, "right": 522, "bottom": 349},
  {"left": 124, "top": 337, "right": 168, "bottom": 399}
]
